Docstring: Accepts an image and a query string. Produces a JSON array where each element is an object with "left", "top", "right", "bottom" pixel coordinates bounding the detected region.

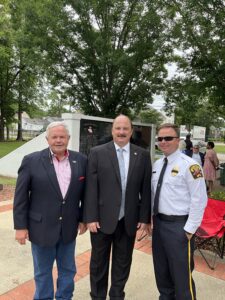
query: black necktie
[{"left": 153, "top": 157, "right": 168, "bottom": 215}]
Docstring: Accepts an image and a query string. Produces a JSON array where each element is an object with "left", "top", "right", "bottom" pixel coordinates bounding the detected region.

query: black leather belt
[{"left": 156, "top": 213, "right": 188, "bottom": 222}]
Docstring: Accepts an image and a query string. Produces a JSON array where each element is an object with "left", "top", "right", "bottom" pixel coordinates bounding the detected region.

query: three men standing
[
  {"left": 13, "top": 121, "right": 87, "bottom": 300},
  {"left": 13, "top": 117, "right": 207, "bottom": 300},
  {"left": 84, "top": 115, "right": 152, "bottom": 300}
]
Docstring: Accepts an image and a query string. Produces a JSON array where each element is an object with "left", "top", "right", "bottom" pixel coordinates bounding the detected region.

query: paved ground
[{"left": 1, "top": 199, "right": 225, "bottom": 300}]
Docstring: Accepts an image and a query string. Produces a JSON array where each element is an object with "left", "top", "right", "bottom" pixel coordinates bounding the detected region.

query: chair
[{"left": 195, "top": 198, "right": 225, "bottom": 269}]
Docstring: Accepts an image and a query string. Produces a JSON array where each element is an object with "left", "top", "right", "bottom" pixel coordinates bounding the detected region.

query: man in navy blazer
[
  {"left": 13, "top": 121, "right": 87, "bottom": 300},
  {"left": 84, "top": 115, "right": 151, "bottom": 300}
]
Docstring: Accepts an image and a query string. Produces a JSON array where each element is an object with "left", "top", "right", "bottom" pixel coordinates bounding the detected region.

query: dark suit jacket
[
  {"left": 13, "top": 148, "right": 87, "bottom": 247},
  {"left": 84, "top": 141, "right": 151, "bottom": 237}
]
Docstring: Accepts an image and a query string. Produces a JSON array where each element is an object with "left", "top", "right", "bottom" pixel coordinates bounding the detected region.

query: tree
[
  {"left": 163, "top": 77, "right": 205, "bottom": 130},
  {"left": 10, "top": 0, "right": 45, "bottom": 140},
  {"left": 23, "top": 0, "right": 174, "bottom": 118},
  {"left": 136, "top": 108, "right": 164, "bottom": 126},
  {"left": 163, "top": 0, "right": 225, "bottom": 117},
  {"left": 0, "top": 0, "right": 19, "bottom": 140},
  {"left": 46, "top": 90, "right": 71, "bottom": 117},
  {"left": 0, "top": 0, "right": 46, "bottom": 140}
]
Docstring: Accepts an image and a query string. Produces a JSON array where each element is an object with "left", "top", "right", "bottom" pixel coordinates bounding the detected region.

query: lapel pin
[
  {"left": 72, "top": 160, "right": 77, "bottom": 163},
  {"left": 134, "top": 152, "right": 138, "bottom": 155}
]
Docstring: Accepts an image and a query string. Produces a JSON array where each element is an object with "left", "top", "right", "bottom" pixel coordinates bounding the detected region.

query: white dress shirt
[
  {"left": 192, "top": 153, "right": 202, "bottom": 166},
  {"left": 114, "top": 142, "right": 130, "bottom": 185}
]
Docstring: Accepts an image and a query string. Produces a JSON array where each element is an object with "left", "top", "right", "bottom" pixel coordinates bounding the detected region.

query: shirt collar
[
  {"left": 49, "top": 148, "right": 69, "bottom": 161},
  {"left": 163, "top": 148, "right": 180, "bottom": 164},
  {"left": 114, "top": 142, "right": 130, "bottom": 153}
]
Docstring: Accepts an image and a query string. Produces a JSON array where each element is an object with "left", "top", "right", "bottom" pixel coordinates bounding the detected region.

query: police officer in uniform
[{"left": 152, "top": 123, "right": 207, "bottom": 300}]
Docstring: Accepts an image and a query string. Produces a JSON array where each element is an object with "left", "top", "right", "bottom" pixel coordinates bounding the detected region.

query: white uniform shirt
[{"left": 152, "top": 149, "right": 207, "bottom": 233}]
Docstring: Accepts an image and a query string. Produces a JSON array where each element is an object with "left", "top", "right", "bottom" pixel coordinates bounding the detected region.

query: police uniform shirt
[{"left": 152, "top": 149, "right": 208, "bottom": 234}]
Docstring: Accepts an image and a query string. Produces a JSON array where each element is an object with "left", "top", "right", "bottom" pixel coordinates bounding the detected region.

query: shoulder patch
[{"left": 189, "top": 164, "right": 203, "bottom": 179}]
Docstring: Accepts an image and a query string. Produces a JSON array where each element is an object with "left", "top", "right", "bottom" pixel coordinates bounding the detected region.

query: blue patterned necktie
[
  {"left": 117, "top": 148, "right": 126, "bottom": 220},
  {"left": 153, "top": 157, "right": 168, "bottom": 215}
]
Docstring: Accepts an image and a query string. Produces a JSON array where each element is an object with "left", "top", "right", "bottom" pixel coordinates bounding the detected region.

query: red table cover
[{"left": 196, "top": 198, "right": 225, "bottom": 238}]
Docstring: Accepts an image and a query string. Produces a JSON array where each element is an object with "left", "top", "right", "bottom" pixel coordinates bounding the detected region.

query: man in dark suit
[
  {"left": 84, "top": 114, "right": 151, "bottom": 300},
  {"left": 13, "top": 121, "right": 87, "bottom": 300}
]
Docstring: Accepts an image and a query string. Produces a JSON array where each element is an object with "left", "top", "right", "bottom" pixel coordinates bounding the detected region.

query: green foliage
[
  {"left": 1, "top": 0, "right": 225, "bottom": 136},
  {"left": 210, "top": 190, "right": 225, "bottom": 201},
  {"left": 24, "top": 0, "right": 172, "bottom": 117},
  {"left": 163, "top": 0, "right": 225, "bottom": 119},
  {"left": 0, "top": 0, "right": 45, "bottom": 140},
  {"left": 215, "top": 145, "right": 225, "bottom": 155},
  {"left": 137, "top": 108, "right": 164, "bottom": 126}
]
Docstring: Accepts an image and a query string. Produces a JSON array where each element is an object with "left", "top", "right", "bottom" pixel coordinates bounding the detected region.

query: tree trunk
[
  {"left": 0, "top": 111, "right": 5, "bottom": 141},
  {"left": 16, "top": 109, "right": 23, "bottom": 141},
  {"left": 16, "top": 71, "right": 23, "bottom": 141},
  {"left": 6, "top": 126, "right": 10, "bottom": 140}
]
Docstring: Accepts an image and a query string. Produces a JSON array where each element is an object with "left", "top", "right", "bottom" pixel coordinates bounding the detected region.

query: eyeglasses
[{"left": 157, "top": 136, "right": 179, "bottom": 142}]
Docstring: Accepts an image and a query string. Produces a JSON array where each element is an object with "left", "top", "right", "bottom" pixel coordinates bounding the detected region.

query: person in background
[
  {"left": 191, "top": 143, "right": 205, "bottom": 167},
  {"left": 203, "top": 141, "right": 219, "bottom": 194},
  {"left": 13, "top": 121, "right": 87, "bottom": 300},
  {"left": 184, "top": 133, "right": 193, "bottom": 156},
  {"left": 84, "top": 114, "right": 151, "bottom": 300},
  {"left": 152, "top": 123, "right": 207, "bottom": 300},
  {"left": 179, "top": 139, "right": 186, "bottom": 153}
]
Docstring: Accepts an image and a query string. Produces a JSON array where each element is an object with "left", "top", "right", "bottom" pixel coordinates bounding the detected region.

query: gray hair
[{"left": 46, "top": 121, "right": 70, "bottom": 138}]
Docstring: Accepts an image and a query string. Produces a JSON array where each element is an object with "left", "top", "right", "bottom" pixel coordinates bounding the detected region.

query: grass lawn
[
  {"left": 215, "top": 145, "right": 225, "bottom": 154},
  {"left": 0, "top": 141, "right": 25, "bottom": 185},
  {"left": 0, "top": 141, "right": 26, "bottom": 158},
  {"left": 0, "top": 175, "right": 17, "bottom": 186}
]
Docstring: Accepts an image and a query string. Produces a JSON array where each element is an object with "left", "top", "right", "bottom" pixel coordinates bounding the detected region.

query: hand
[
  {"left": 145, "top": 223, "right": 152, "bottom": 236},
  {"left": 78, "top": 223, "right": 87, "bottom": 235},
  {"left": 137, "top": 223, "right": 151, "bottom": 236},
  {"left": 15, "top": 229, "right": 29, "bottom": 245},
  {"left": 87, "top": 222, "right": 100, "bottom": 233}
]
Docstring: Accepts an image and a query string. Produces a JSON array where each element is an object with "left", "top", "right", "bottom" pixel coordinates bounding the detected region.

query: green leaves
[{"left": 23, "top": 0, "right": 170, "bottom": 117}]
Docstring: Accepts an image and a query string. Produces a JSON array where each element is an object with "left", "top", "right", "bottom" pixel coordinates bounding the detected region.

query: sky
[{"left": 151, "top": 63, "right": 177, "bottom": 110}]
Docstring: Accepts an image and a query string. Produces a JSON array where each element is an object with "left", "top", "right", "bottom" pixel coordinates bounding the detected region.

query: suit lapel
[
  {"left": 107, "top": 142, "right": 139, "bottom": 186},
  {"left": 107, "top": 141, "right": 121, "bottom": 185},
  {"left": 127, "top": 144, "right": 138, "bottom": 184},
  {"left": 41, "top": 149, "right": 62, "bottom": 199},
  {"left": 64, "top": 152, "right": 78, "bottom": 200}
]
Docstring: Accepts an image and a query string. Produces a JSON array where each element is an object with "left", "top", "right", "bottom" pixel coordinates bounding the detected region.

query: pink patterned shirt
[{"left": 52, "top": 150, "right": 71, "bottom": 198}]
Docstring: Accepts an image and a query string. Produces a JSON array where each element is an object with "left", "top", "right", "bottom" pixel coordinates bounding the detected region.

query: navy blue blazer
[{"left": 13, "top": 148, "right": 87, "bottom": 247}]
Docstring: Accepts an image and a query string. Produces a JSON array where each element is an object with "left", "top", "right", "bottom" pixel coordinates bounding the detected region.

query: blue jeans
[{"left": 31, "top": 239, "right": 76, "bottom": 300}]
